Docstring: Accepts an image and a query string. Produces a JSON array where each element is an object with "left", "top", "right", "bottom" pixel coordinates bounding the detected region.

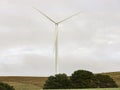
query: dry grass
[
  {"left": 0, "top": 72, "right": 119, "bottom": 90},
  {"left": 4, "top": 82, "right": 41, "bottom": 90},
  {"left": 0, "top": 76, "right": 47, "bottom": 89},
  {"left": 102, "top": 72, "right": 120, "bottom": 87}
]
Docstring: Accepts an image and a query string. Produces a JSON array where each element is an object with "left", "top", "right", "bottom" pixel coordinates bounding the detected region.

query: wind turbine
[{"left": 33, "top": 7, "right": 81, "bottom": 74}]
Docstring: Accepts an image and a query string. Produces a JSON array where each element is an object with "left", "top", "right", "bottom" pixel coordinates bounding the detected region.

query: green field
[{"left": 0, "top": 72, "right": 119, "bottom": 90}]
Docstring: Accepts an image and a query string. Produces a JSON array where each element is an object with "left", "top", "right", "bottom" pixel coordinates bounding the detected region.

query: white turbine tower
[{"left": 33, "top": 7, "right": 81, "bottom": 74}]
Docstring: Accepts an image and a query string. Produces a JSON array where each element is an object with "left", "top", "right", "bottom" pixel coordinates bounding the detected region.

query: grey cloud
[
  {"left": 0, "top": 0, "right": 120, "bottom": 76},
  {"left": 0, "top": 54, "right": 55, "bottom": 76}
]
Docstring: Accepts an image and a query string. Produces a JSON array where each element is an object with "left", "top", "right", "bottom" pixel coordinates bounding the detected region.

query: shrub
[
  {"left": 43, "top": 74, "right": 71, "bottom": 89},
  {"left": 43, "top": 70, "right": 118, "bottom": 89},
  {"left": 70, "top": 70, "right": 98, "bottom": 88},
  {"left": 0, "top": 85, "right": 6, "bottom": 90},
  {"left": 95, "top": 74, "right": 118, "bottom": 88},
  {"left": 0, "top": 82, "right": 15, "bottom": 90}
]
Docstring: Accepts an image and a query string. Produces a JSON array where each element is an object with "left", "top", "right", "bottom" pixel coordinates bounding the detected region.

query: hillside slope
[
  {"left": 0, "top": 72, "right": 119, "bottom": 89},
  {"left": 102, "top": 72, "right": 120, "bottom": 87},
  {"left": 0, "top": 76, "right": 47, "bottom": 89}
]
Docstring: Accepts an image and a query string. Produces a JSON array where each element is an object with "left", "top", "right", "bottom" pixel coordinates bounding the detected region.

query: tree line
[
  {"left": 0, "top": 69, "right": 118, "bottom": 90},
  {"left": 43, "top": 70, "right": 118, "bottom": 89}
]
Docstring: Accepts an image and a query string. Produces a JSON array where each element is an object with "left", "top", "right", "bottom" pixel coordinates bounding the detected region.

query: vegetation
[
  {"left": 43, "top": 74, "right": 71, "bottom": 89},
  {"left": 0, "top": 71, "right": 119, "bottom": 90},
  {"left": 0, "top": 85, "right": 6, "bottom": 90},
  {"left": 70, "top": 70, "right": 98, "bottom": 88},
  {"left": 0, "top": 82, "right": 15, "bottom": 90},
  {"left": 102, "top": 72, "right": 120, "bottom": 87},
  {"left": 43, "top": 70, "right": 118, "bottom": 89},
  {"left": 0, "top": 76, "right": 47, "bottom": 88},
  {"left": 95, "top": 74, "right": 118, "bottom": 88}
]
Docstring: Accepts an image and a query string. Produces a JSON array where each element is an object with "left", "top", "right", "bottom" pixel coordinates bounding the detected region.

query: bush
[
  {"left": 95, "top": 74, "right": 118, "bottom": 88},
  {"left": 43, "top": 74, "right": 71, "bottom": 89},
  {"left": 0, "top": 85, "right": 6, "bottom": 90},
  {"left": 0, "top": 82, "right": 15, "bottom": 90},
  {"left": 43, "top": 70, "right": 118, "bottom": 89},
  {"left": 70, "top": 70, "right": 98, "bottom": 88}
]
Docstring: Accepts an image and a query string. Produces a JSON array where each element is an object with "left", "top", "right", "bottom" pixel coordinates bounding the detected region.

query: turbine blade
[
  {"left": 33, "top": 7, "right": 56, "bottom": 24},
  {"left": 57, "top": 12, "right": 81, "bottom": 24}
]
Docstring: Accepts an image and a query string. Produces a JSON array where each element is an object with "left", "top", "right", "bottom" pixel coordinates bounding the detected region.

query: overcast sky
[{"left": 0, "top": 0, "right": 120, "bottom": 76}]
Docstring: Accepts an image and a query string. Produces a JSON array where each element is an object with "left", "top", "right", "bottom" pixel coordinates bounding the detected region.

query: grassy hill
[
  {"left": 102, "top": 72, "right": 120, "bottom": 87},
  {"left": 0, "top": 72, "right": 119, "bottom": 90},
  {"left": 0, "top": 76, "right": 47, "bottom": 89}
]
